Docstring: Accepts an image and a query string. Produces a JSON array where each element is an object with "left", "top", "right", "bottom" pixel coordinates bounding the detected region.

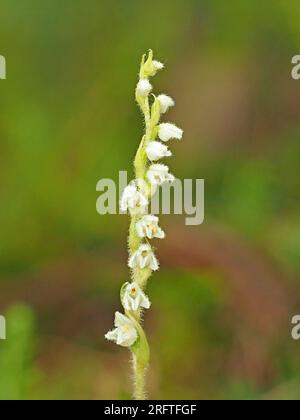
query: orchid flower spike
[{"left": 106, "top": 50, "right": 183, "bottom": 400}]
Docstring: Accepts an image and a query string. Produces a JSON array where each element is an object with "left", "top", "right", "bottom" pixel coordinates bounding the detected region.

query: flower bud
[{"left": 141, "top": 50, "right": 164, "bottom": 78}]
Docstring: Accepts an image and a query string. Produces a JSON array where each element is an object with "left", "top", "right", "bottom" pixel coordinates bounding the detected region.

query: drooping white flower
[
  {"left": 152, "top": 60, "right": 164, "bottom": 72},
  {"left": 136, "top": 215, "right": 165, "bottom": 240},
  {"left": 136, "top": 79, "right": 152, "bottom": 96},
  {"left": 120, "top": 182, "right": 148, "bottom": 215},
  {"left": 146, "top": 164, "right": 175, "bottom": 187},
  {"left": 123, "top": 282, "right": 151, "bottom": 311},
  {"left": 157, "top": 94, "right": 175, "bottom": 114},
  {"left": 105, "top": 312, "right": 138, "bottom": 347},
  {"left": 128, "top": 244, "right": 159, "bottom": 271},
  {"left": 158, "top": 123, "right": 183, "bottom": 142},
  {"left": 146, "top": 141, "right": 172, "bottom": 161}
]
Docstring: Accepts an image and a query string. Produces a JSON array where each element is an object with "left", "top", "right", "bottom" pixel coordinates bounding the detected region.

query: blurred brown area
[{"left": 0, "top": 225, "right": 299, "bottom": 399}]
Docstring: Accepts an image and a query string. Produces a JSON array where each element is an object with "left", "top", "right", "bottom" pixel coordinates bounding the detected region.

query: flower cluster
[{"left": 105, "top": 51, "right": 183, "bottom": 364}]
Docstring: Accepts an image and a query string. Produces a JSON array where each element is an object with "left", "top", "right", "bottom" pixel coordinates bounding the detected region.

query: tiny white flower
[
  {"left": 136, "top": 79, "right": 152, "bottom": 96},
  {"left": 123, "top": 282, "right": 151, "bottom": 311},
  {"left": 136, "top": 215, "right": 165, "bottom": 240},
  {"left": 105, "top": 312, "right": 138, "bottom": 347},
  {"left": 120, "top": 182, "right": 148, "bottom": 215},
  {"left": 158, "top": 123, "right": 183, "bottom": 142},
  {"left": 128, "top": 244, "right": 159, "bottom": 271},
  {"left": 157, "top": 94, "right": 175, "bottom": 114},
  {"left": 146, "top": 164, "right": 175, "bottom": 187},
  {"left": 152, "top": 60, "right": 164, "bottom": 72},
  {"left": 146, "top": 141, "right": 172, "bottom": 161}
]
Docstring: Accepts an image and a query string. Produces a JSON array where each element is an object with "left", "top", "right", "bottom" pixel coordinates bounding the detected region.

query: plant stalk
[{"left": 128, "top": 84, "right": 153, "bottom": 400}]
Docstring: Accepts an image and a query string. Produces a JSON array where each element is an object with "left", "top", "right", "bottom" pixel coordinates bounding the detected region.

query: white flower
[
  {"left": 123, "top": 282, "right": 151, "bottom": 311},
  {"left": 120, "top": 182, "right": 148, "bottom": 215},
  {"left": 146, "top": 164, "right": 175, "bottom": 187},
  {"left": 128, "top": 244, "right": 159, "bottom": 271},
  {"left": 158, "top": 123, "right": 183, "bottom": 142},
  {"left": 146, "top": 141, "right": 172, "bottom": 161},
  {"left": 153, "top": 60, "right": 164, "bottom": 72},
  {"left": 105, "top": 312, "right": 138, "bottom": 347},
  {"left": 136, "top": 79, "right": 152, "bottom": 96},
  {"left": 157, "top": 94, "right": 175, "bottom": 114},
  {"left": 136, "top": 215, "right": 165, "bottom": 240}
]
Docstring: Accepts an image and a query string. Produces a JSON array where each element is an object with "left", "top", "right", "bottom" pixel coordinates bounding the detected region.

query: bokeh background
[{"left": 1, "top": 0, "right": 300, "bottom": 400}]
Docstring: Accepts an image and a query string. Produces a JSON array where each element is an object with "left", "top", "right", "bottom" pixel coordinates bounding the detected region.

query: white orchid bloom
[
  {"left": 136, "top": 79, "right": 152, "bottom": 96},
  {"left": 105, "top": 312, "right": 138, "bottom": 347},
  {"left": 146, "top": 141, "right": 172, "bottom": 161},
  {"left": 128, "top": 244, "right": 159, "bottom": 271},
  {"left": 120, "top": 182, "right": 148, "bottom": 215},
  {"left": 152, "top": 60, "right": 164, "bottom": 72},
  {"left": 146, "top": 164, "right": 175, "bottom": 187},
  {"left": 136, "top": 215, "right": 165, "bottom": 240},
  {"left": 157, "top": 94, "right": 175, "bottom": 114},
  {"left": 158, "top": 122, "right": 183, "bottom": 142},
  {"left": 123, "top": 282, "right": 151, "bottom": 311}
]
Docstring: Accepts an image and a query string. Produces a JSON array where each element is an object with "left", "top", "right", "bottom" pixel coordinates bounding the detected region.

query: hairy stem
[
  {"left": 129, "top": 315, "right": 150, "bottom": 400},
  {"left": 128, "top": 82, "right": 153, "bottom": 400},
  {"left": 133, "top": 356, "right": 147, "bottom": 400}
]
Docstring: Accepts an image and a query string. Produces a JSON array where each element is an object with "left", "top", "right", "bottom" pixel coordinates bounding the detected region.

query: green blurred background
[{"left": 0, "top": 0, "right": 300, "bottom": 400}]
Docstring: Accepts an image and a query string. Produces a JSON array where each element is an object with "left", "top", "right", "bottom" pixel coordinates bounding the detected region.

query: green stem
[
  {"left": 128, "top": 315, "right": 150, "bottom": 400},
  {"left": 128, "top": 80, "right": 154, "bottom": 400},
  {"left": 129, "top": 216, "right": 140, "bottom": 252},
  {"left": 133, "top": 357, "right": 147, "bottom": 400}
]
